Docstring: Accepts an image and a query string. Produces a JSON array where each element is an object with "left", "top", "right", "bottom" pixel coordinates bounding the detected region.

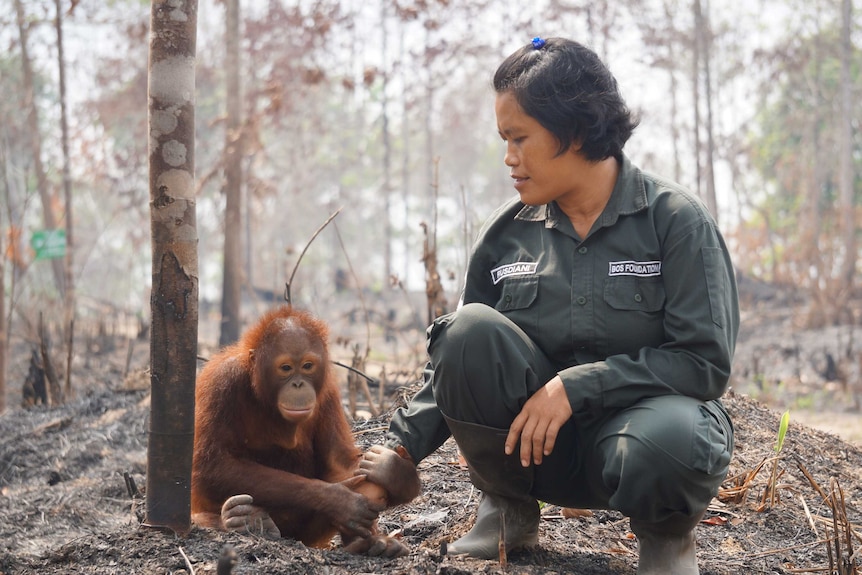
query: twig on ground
[
  {"left": 178, "top": 546, "right": 196, "bottom": 575},
  {"left": 718, "top": 456, "right": 768, "bottom": 504},
  {"left": 464, "top": 484, "right": 475, "bottom": 510},
  {"left": 352, "top": 425, "right": 389, "bottom": 436},
  {"left": 747, "top": 537, "right": 834, "bottom": 559},
  {"left": 499, "top": 509, "right": 507, "bottom": 568},
  {"left": 795, "top": 456, "right": 832, "bottom": 505},
  {"left": 800, "top": 494, "right": 819, "bottom": 537}
]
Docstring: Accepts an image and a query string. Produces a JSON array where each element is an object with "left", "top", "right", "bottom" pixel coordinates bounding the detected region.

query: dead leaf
[
  {"left": 702, "top": 515, "right": 729, "bottom": 526},
  {"left": 562, "top": 508, "right": 594, "bottom": 519}
]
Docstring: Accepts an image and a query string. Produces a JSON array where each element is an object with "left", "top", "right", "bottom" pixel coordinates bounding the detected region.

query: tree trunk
[
  {"left": 691, "top": 0, "right": 703, "bottom": 200},
  {"left": 838, "top": 0, "right": 855, "bottom": 292},
  {"left": 399, "top": 24, "right": 411, "bottom": 283},
  {"left": 802, "top": 34, "right": 826, "bottom": 322},
  {"left": 423, "top": 25, "right": 435, "bottom": 225},
  {"left": 146, "top": 0, "right": 199, "bottom": 535},
  {"left": 423, "top": 159, "right": 447, "bottom": 323},
  {"left": 380, "top": 0, "right": 393, "bottom": 289},
  {"left": 0, "top": 226, "right": 5, "bottom": 415},
  {"left": 697, "top": 0, "right": 719, "bottom": 222},
  {"left": 38, "top": 312, "right": 62, "bottom": 405},
  {"left": 663, "top": 0, "right": 682, "bottom": 185},
  {"left": 13, "top": 0, "right": 66, "bottom": 297},
  {"left": 54, "top": 0, "right": 76, "bottom": 399},
  {"left": 1, "top": 132, "right": 15, "bottom": 414},
  {"left": 806, "top": 33, "right": 825, "bottom": 242},
  {"left": 219, "top": 0, "right": 242, "bottom": 346}
]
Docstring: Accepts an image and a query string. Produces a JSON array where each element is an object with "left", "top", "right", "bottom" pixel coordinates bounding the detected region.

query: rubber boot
[
  {"left": 443, "top": 416, "right": 540, "bottom": 559},
  {"left": 630, "top": 512, "right": 705, "bottom": 575}
]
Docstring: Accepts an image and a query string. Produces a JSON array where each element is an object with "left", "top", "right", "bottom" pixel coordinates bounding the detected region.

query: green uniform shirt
[{"left": 388, "top": 154, "right": 739, "bottom": 461}]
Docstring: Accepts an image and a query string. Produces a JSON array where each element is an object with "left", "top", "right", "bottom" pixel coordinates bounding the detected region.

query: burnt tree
[{"left": 146, "top": 0, "right": 199, "bottom": 534}]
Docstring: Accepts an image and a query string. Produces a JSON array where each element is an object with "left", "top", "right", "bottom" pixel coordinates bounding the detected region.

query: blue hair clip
[{"left": 531, "top": 36, "right": 546, "bottom": 50}]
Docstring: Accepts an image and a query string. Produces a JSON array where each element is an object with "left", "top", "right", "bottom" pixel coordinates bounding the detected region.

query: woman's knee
[
  {"left": 428, "top": 303, "right": 502, "bottom": 358},
  {"left": 617, "top": 396, "right": 732, "bottom": 475},
  {"left": 428, "top": 303, "right": 551, "bottom": 425},
  {"left": 597, "top": 397, "right": 733, "bottom": 519}
]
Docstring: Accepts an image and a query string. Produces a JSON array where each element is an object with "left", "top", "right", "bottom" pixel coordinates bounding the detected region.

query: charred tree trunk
[
  {"left": 422, "top": 160, "right": 447, "bottom": 324},
  {"left": 54, "top": 0, "right": 76, "bottom": 399},
  {"left": 146, "top": 0, "right": 199, "bottom": 535},
  {"left": 38, "top": 312, "right": 62, "bottom": 405},
  {"left": 21, "top": 348, "right": 47, "bottom": 408}
]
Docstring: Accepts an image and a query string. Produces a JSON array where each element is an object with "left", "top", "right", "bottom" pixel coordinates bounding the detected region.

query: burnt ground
[{"left": 2, "top": 291, "right": 862, "bottom": 574}]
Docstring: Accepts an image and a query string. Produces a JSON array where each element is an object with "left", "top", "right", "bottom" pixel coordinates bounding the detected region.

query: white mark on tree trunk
[
  {"left": 151, "top": 110, "right": 178, "bottom": 137},
  {"left": 156, "top": 169, "right": 194, "bottom": 200},
  {"left": 162, "top": 140, "right": 187, "bottom": 167},
  {"left": 149, "top": 56, "right": 195, "bottom": 106}
]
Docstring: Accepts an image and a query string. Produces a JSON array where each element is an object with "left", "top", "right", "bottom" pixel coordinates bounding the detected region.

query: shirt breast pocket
[
  {"left": 495, "top": 276, "right": 539, "bottom": 312},
  {"left": 603, "top": 276, "right": 665, "bottom": 312},
  {"left": 603, "top": 276, "right": 666, "bottom": 350}
]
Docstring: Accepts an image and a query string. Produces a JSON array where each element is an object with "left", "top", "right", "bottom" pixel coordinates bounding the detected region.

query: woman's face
[{"left": 495, "top": 91, "right": 583, "bottom": 206}]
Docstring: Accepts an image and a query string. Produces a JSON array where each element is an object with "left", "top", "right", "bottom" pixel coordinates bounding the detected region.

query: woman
[{"left": 359, "top": 37, "right": 737, "bottom": 575}]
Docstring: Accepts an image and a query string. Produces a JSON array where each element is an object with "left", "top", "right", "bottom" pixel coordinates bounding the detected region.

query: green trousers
[{"left": 429, "top": 303, "right": 733, "bottom": 523}]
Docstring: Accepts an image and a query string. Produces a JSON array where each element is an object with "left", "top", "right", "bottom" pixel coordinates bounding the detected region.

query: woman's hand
[
  {"left": 355, "top": 445, "right": 421, "bottom": 506},
  {"left": 505, "top": 375, "right": 572, "bottom": 467}
]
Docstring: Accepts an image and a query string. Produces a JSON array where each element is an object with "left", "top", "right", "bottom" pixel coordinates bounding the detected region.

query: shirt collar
[
  {"left": 513, "top": 153, "right": 648, "bottom": 229},
  {"left": 514, "top": 203, "right": 551, "bottom": 225}
]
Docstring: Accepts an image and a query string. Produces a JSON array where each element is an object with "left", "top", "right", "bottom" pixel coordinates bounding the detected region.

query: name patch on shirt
[
  {"left": 490, "top": 262, "right": 538, "bottom": 285},
  {"left": 608, "top": 260, "right": 662, "bottom": 277}
]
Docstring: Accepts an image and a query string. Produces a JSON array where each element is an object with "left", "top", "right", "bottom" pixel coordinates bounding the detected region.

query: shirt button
[
  {"left": 634, "top": 293, "right": 643, "bottom": 303},
  {"left": 576, "top": 296, "right": 586, "bottom": 305},
  {"left": 578, "top": 246, "right": 588, "bottom": 255}
]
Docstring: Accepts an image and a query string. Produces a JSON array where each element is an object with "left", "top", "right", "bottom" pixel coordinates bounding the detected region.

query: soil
[{"left": 2, "top": 292, "right": 862, "bottom": 574}]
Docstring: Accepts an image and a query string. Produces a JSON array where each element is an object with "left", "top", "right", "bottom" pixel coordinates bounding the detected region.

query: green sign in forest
[{"left": 31, "top": 229, "right": 67, "bottom": 260}]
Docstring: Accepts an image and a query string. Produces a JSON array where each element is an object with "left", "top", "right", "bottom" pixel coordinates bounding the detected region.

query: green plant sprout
[
  {"left": 774, "top": 409, "right": 790, "bottom": 453},
  {"left": 761, "top": 409, "right": 790, "bottom": 510}
]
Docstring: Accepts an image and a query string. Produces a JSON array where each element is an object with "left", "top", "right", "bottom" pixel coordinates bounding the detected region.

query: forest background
[{"left": 0, "top": 0, "right": 861, "bottom": 441}]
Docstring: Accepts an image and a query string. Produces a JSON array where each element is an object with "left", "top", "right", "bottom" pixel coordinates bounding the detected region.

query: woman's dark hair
[{"left": 493, "top": 37, "right": 639, "bottom": 162}]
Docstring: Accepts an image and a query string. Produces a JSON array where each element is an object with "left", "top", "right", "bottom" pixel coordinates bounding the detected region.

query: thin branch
[
  {"left": 283, "top": 207, "right": 342, "bottom": 305},
  {"left": 331, "top": 221, "right": 379, "bottom": 417},
  {"left": 332, "top": 222, "right": 371, "bottom": 358},
  {"left": 333, "top": 360, "right": 378, "bottom": 386}
]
